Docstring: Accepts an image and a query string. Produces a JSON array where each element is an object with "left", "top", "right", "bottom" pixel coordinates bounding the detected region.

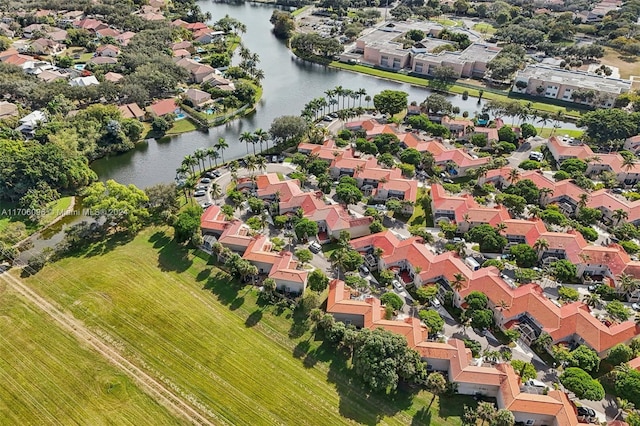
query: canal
[{"left": 92, "top": 1, "right": 579, "bottom": 188}]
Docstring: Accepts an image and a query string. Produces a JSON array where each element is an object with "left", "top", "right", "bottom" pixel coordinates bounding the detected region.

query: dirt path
[{"left": 0, "top": 271, "right": 215, "bottom": 426}]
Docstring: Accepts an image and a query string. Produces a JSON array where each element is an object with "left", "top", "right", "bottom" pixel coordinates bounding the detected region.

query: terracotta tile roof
[
  {"left": 473, "top": 127, "right": 499, "bottom": 141},
  {"left": 279, "top": 192, "right": 327, "bottom": 215},
  {"left": 350, "top": 230, "right": 403, "bottom": 256},
  {"left": 148, "top": 98, "right": 178, "bottom": 117},
  {"left": 539, "top": 231, "right": 588, "bottom": 264},
  {"left": 548, "top": 136, "right": 594, "bottom": 160},
  {"left": 118, "top": 103, "right": 145, "bottom": 119},
  {"left": 435, "top": 148, "right": 491, "bottom": 169},
  {"left": 629, "top": 356, "right": 640, "bottom": 370},
  {"left": 217, "top": 220, "right": 253, "bottom": 249},
  {"left": 502, "top": 219, "right": 547, "bottom": 244},
  {"left": 354, "top": 166, "right": 402, "bottom": 181},
  {"left": 200, "top": 205, "right": 228, "bottom": 232},
  {"left": 378, "top": 178, "right": 418, "bottom": 202},
  {"left": 464, "top": 207, "right": 510, "bottom": 226},
  {"left": 307, "top": 204, "right": 373, "bottom": 233},
  {"left": 104, "top": 72, "right": 124, "bottom": 83},
  {"left": 441, "top": 116, "right": 474, "bottom": 127},
  {"left": 97, "top": 28, "right": 121, "bottom": 38},
  {"left": 171, "top": 41, "right": 193, "bottom": 50},
  {"left": 580, "top": 245, "right": 631, "bottom": 276}
]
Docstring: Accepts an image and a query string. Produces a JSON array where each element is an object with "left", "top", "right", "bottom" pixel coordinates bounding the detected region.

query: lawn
[
  {"left": 408, "top": 188, "right": 433, "bottom": 227},
  {"left": 0, "top": 197, "right": 73, "bottom": 235},
  {"left": 166, "top": 118, "right": 198, "bottom": 135},
  {"left": 472, "top": 23, "right": 496, "bottom": 35},
  {"left": 538, "top": 128, "right": 584, "bottom": 138},
  {"left": 601, "top": 47, "right": 640, "bottom": 79},
  {"left": 329, "top": 62, "right": 584, "bottom": 118},
  {"left": 19, "top": 227, "right": 475, "bottom": 425},
  {"left": 0, "top": 287, "right": 182, "bottom": 425},
  {"left": 432, "top": 18, "right": 463, "bottom": 27}
]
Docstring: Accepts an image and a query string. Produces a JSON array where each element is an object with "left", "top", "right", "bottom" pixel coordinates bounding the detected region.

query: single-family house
[
  {"left": 16, "top": 110, "right": 46, "bottom": 135},
  {"left": 184, "top": 88, "right": 212, "bottom": 108},
  {"left": 147, "top": 98, "right": 180, "bottom": 117},
  {"left": 69, "top": 76, "right": 99, "bottom": 87},
  {"left": 104, "top": 72, "right": 124, "bottom": 83},
  {"left": 118, "top": 103, "right": 145, "bottom": 120},
  {"left": 0, "top": 101, "right": 18, "bottom": 119},
  {"left": 95, "top": 44, "right": 120, "bottom": 58}
]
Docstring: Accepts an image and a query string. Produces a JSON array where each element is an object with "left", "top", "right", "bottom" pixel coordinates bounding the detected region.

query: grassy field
[
  {"left": 19, "top": 227, "right": 475, "bottom": 425},
  {"left": 601, "top": 47, "right": 640, "bottom": 79},
  {"left": 0, "top": 285, "right": 183, "bottom": 425},
  {"left": 329, "top": 62, "right": 584, "bottom": 118}
]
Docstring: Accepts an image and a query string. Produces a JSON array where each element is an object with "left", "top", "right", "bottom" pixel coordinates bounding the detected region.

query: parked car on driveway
[
  {"left": 308, "top": 241, "right": 322, "bottom": 253},
  {"left": 200, "top": 178, "right": 211, "bottom": 184},
  {"left": 359, "top": 265, "right": 370, "bottom": 276},
  {"left": 392, "top": 280, "right": 403, "bottom": 291},
  {"left": 194, "top": 190, "right": 206, "bottom": 197}
]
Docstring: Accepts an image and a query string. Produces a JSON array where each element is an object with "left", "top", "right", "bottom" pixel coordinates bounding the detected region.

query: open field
[
  {"left": 601, "top": 47, "right": 640, "bottom": 79},
  {"left": 0, "top": 285, "right": 182, "bottom": 425},
  {"left": 329, "top": 62, "right": 585, "bottom": 118},
  {"left": 472, "top": 23, "right": 496, "bottom": 35},
  {"left": 18, "top": 226, "right": 475, "bottom": 425},
  {"left": 538, "top": 128, "right": 584, "bottom": 138}
]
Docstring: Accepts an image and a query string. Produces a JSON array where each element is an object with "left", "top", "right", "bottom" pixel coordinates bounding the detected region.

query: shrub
[{"left": 519, "top": 160, "right": 541, "bottom": 170}]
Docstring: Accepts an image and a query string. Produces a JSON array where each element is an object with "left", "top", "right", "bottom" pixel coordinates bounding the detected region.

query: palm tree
[
  {"left": 246, "top": 155, "right": 257, "bottom": 176},
  {"left": 364, "top": 95, "right": 372, "bottom": 107},
  {"left": 240, "top": 131, "right": 254, "bottom": 155},
  {"left": 539, "top": 187, "right": 553, "bottom": 204},
  {"left": 617, "top": 272, "right": 639, "bottom": 296},
  {"left": 182, "top": 154, "right": 197, "bottom": 175},
  {"left": 613, "top": 209, "right": 629, "bottom": 225},
  {"left": 215, "top": 137, "right": 229, "bottom": 164},
  {"left": 451, "top": 273, "right": 466, "bottom": 292},
  {"left": 238, "top": 45, "right": 251, "bottom": 61},
  {"left": 508, "top": 168, "right": 520, "bottom": 184},
  {"left": 538, "top": 112, "right": 551, "bottom": 133},
  {"left": 194, "top": 148, "right": 206, "bottom": 173},
  {"left": 495, "top": 222, "right": 507, "bottom": 233},
  {"left": 253, "top": 128, "right": 268, "bottom": 153},
  {"left": 578, "top": 193, "right": 589, "bottom": 208},
  {"left": 582, "top": 292, "right": 601, "bottom": 308},
  {"left": 528, "top": 205, "right": 542, "bottom": 219},
  {"left": 334, "top": 85, "right": 344, "bottom": 110},
  {"left": 256, "top": 155, "right": 268, "bottom": 174},
  {"left": 210, "top": 150, "right": 220, "bottom": 167},
  {"left": 533, "top": 238, "right": 549, "bottom": 254},
  {"left": 623, "top": 156, "right": 637, "bottom": 171},
  {"left": 533, "top": 332, "right": 552, "bottom": 350},
  {"left": 210, "top": 182, "right": 222, "bottom": 202},
  {"left": 356, "top": 88, "right": 367, "bottom": 106},
  {"left": 615, "top": 398, "right": 635, "bottom": 421},
  {"left": 206, "top": 147, "right": 216, "bottom": 169},
  {"left": 176, "top": 164, "right": 189, "bottom": 179}
]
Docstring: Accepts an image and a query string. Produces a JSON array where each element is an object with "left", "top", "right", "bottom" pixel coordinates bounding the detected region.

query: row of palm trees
[
  {"left": 237, "top": 45, "right": 265, "bottom": 84},
  {"left": 178, "top": 137, "right": 230, "bottom": 177},
  {"left": 301, "top": 86, "right": 370, "bottom": 121},
  {"left": 239, "top": 128, "right": 270, "bottom": 155}
]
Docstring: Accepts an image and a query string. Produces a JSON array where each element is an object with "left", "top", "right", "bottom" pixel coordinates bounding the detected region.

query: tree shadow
[
  {"left": 148, "top": 231, "right": 171, "bottom": 249},
  {"left": 196, "top": 268, "right": 211, "bottom": 282},
  {"left": 83, "top": 231, "right": 136, "bottom": 258},
  {"left": 157, "top": 238, "right": 193, "bottom": 273},
  {"left": 309, "top": 340, "right": 417, "bottom": 425},
  {"left": 245, "top": 309, "right": 263, "bottom": 327},
  {"left": 203, "top": 270, "right": 241, "bottom": 306},
  {"left": 292, "top": 340, "right": 311, "bottom": 359},
  {"left": 288, "top": 304, "right": 311, "bottom": 339},
  {"left": 411, "top": 406, "right": 432, "bottom": 426},
  {"left": 409, "top": 215, "right": 425, "bottom": 226},
  {"left": 229, "top": 296, "right": 245, "bottom": 311}
]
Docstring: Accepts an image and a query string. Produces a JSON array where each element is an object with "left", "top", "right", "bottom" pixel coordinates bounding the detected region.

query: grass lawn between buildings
[
  {"left": 329, "top": 62, "right": 586, "bottom": 118},
  {"left": 166, "top": 117, "right": 198, "bottom": 135},
  {"left": 0, "top": 287, "right": 182, "bottom": 425},
  {"left": 602, "top": 47, "right": 640, "bottom": 79},
  {"left": 16, "top": 226, "right": 475, "bottom": 425}
]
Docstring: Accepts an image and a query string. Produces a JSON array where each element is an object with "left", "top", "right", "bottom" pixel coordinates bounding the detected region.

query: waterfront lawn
[
  {"left": 166, "top": 118, "right": 198, "bottom": 135},
  {"left": 22, "top": 226, "right": 475, "bottom": 425},
  {"left": 329, "top": 62, "right": 585, "bottom": 118},
  {"left": 538, "top": 128, "right": 584, "bottom": 138},
  {"left": 0, "top": 197, "right": 71, "bottom": 235},
  {"left": 0, "top": 288, "right": 182, "bottom": 425},
  {"left": 38, "top": 196, "right": 73, "bottom": 226}
]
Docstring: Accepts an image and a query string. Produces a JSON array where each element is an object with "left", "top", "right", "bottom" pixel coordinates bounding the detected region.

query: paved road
[{"left": 507, "top": 136, "right": 547, "bottom": 168}]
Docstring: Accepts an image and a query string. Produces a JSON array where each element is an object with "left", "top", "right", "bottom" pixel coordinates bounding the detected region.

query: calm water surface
[{"left": 92, "top": 1, "right": 578, "bottom": 188}]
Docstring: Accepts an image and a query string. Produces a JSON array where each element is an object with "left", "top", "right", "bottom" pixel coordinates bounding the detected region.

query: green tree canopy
[
  {"left": 560, "top": 367, "right": 605, "bottom": 401},
  {"left": 373, "top": 90, "right": 408, "bottom": 115}
]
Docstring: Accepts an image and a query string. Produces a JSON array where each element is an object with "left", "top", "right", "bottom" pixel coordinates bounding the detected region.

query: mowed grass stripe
[
  {"left": 25, "top": 228, "right": 421, "bottom": 425},
  {"left": 0, "top": 290, "right": 184, "bottom": 426}
]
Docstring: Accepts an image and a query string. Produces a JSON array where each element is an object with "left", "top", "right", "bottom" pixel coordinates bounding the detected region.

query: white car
[
  {"left": 193, "top": 190, "right": 206, "bottom": 197},
  {"left": 392, "top": 280, "right": 403, "bottom": 291},
  {"left": 431, "top": 298, "right": 441, "bottom": 308},
  {"left": 308, "top": 241, "right": 322, "bottom": 253}
]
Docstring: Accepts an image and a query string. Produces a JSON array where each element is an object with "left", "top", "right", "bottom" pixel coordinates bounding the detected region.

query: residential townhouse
[
  {"left": 512, "top": 65, "right": 630, "bottom": 108},
  {"left": 327, "top": 280, "right": 593, "bottom": 426},
  {"left": 412, "top": 43, "right": 501, "bottom": 79},
  {"left": 586, "top": 189, "right": 640, "bottom": 226},
  {"left": 297, "top": 139, "right": 347, "bottom": 162},
  {"left": 431, "top": 184, "right": 510, "bottom": 232},
  {"left": 200, "top": 206, "right": 308, "bottom": 294},
  {"left": 349, "top": 231, "right": 639, "bottom": 356}
]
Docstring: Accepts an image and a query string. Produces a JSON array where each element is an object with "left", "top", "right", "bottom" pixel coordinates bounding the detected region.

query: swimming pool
[
  {"left": 74, "top": 64, "right": 85, "bottom": 70},
  {"left": 205, "top": 108, "right": 214, "bottom": 115},
  {"left": 175, "top": 113, "right": 186, "bottom": 120}
]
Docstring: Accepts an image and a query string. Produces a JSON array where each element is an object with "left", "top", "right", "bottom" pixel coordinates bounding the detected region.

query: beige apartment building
[{"left": 512, "top": 64, "right": 631, "bottom": 108}]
